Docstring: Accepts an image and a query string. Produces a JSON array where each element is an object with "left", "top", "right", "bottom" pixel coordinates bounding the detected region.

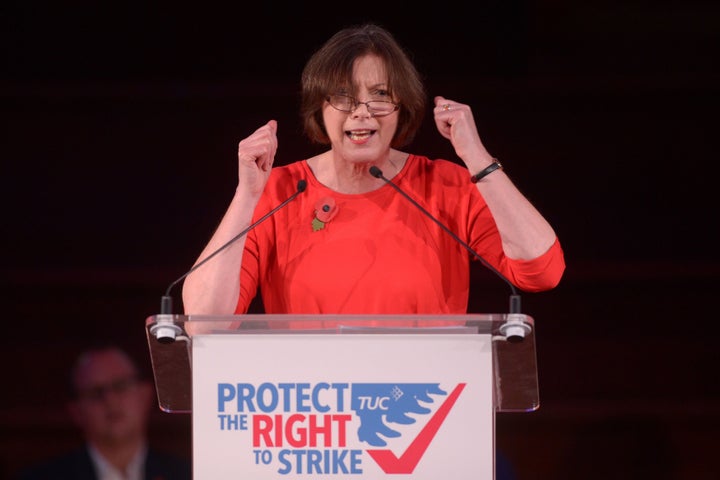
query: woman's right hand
[{"left": 237, "top": 119, "right": 278, "bottom": 196}]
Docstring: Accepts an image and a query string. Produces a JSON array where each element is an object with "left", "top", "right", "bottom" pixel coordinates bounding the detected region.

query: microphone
[
  {"left": 369, "top": 166, "right": 528, "bottom": 341},
  {"left": 151, "top": 179, "right": 308, "bottom": 342}
]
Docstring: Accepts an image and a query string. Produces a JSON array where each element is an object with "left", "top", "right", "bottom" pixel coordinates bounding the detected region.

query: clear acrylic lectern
[{"left": 145, "top": 313, "right": 538, "bottom": 479}]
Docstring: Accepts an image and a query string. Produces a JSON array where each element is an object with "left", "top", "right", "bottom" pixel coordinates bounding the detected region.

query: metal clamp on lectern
[
  {"left": 498, "top": 313, "right": 533, "bottom": 342},
  {"left": 149, "top": 314, "right": 183, "bottom": 343}
]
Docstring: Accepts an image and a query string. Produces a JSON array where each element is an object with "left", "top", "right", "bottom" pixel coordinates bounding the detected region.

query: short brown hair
[{"left": 301, "top": 24, "right": 426, "bottom": 148}]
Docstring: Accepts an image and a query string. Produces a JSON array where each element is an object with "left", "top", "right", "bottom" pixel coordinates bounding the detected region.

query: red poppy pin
[{"left": 312, "top": 197, "right": 338, "bottom": 231}]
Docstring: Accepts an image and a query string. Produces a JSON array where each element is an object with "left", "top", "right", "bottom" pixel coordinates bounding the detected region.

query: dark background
[{"left": 2, "top": 1, "right": 718, "bottom": 478}]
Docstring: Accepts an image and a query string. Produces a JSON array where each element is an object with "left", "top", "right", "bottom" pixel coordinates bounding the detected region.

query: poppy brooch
[{"left": 312, "top": 197, "right": 338, "bottom": 231}]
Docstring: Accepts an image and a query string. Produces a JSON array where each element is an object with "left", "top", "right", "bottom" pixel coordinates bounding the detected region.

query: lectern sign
[{"left": 192, "top": 334, "right": 494, "bottom": 479}]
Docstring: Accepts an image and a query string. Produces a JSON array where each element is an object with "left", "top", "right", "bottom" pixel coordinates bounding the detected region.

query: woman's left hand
[{"left": 433, "top": 95, "right": 489, "bottom": 163}]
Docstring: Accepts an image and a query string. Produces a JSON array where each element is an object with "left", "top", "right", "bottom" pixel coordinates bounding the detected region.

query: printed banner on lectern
[{"left": 192, "top": 334, "right": 494, "bottom": 479}]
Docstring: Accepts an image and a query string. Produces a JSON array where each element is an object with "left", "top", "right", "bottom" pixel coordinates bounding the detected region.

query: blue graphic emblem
[{"left": 351, "top": 383, "right": 447, "bottom": 446}]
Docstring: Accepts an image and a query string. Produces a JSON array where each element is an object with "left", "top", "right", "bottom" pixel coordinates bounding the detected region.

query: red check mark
[{"left": 366, "top": 383, "right": 466, "bottom": 474}]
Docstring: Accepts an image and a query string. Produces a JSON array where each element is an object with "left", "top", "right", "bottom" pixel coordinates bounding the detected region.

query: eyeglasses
[
  {"left": 76, "top": 376, "right": 139, "bottom": 402},
  {"left": 326, "top": 94, "right": 399, "bottom": 117}
]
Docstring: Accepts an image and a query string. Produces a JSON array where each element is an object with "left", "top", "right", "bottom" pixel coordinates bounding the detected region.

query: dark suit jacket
[{"left": 14, "top": 445, "right": 191, "bottom": 480}]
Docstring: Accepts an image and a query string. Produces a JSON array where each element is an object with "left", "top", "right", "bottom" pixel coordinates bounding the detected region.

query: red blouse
[{"left": 236, "top": 155, "right": 564, "bottom": 315}]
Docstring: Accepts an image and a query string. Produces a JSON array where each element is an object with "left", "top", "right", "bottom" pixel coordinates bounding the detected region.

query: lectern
[{"left": 145, "top": 313, "right": 538, "bottom": 479}]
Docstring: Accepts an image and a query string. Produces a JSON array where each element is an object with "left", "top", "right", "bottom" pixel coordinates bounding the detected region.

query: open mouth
[{"left": 346, "top": 129, "right": 375, "bottom": 141}]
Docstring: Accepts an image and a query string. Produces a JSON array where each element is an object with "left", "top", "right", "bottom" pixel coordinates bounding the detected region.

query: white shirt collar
[{"left": 87, "top": 442, "right": 148, "bottom": 480}]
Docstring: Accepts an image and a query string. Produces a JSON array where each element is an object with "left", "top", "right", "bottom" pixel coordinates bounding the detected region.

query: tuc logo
[{"left": 216, "top": 381, "right": 466, "bottom": 476}]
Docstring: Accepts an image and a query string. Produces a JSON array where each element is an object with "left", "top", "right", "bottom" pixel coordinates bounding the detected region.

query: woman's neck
[{"left": 308, "top": 150, "right": 408, "bottom": 194}]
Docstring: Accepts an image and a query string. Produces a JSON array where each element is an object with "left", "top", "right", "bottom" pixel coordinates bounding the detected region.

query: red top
[{"left": 236, "top": 155, "right": 564, "bottom": 315}]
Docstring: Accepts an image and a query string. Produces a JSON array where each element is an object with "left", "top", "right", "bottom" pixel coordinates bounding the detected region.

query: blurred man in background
[{"left": 15, "top": 345, "right": 191, "bottom": 480}]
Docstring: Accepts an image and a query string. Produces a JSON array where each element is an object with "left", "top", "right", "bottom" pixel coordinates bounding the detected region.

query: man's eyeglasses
[
  {"left": 326, "top": 94, "right": 399, "bottom": 117},
  {"left": 76, "top": 377, "right": 139, "bottom": 402}
]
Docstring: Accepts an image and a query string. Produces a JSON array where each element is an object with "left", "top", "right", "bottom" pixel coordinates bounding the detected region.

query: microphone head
[
  {"left": 369, "top": 166, "right": 383, "bottom": 178},
  {"left": 297, "top": 179, "right": 308, "bottom": 192}
]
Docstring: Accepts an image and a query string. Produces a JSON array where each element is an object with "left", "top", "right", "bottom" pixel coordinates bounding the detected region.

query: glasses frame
[
  {"left": 75, "top": 376, "right": 140, "bottom": 402},
  {"left": 325, "top": 94, "right": 399, "bottom": 117}
]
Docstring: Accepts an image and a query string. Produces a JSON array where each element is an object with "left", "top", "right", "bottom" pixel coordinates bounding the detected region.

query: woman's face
[{"left": 322, "top": 54, "right": 399, "bottom": 165}]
